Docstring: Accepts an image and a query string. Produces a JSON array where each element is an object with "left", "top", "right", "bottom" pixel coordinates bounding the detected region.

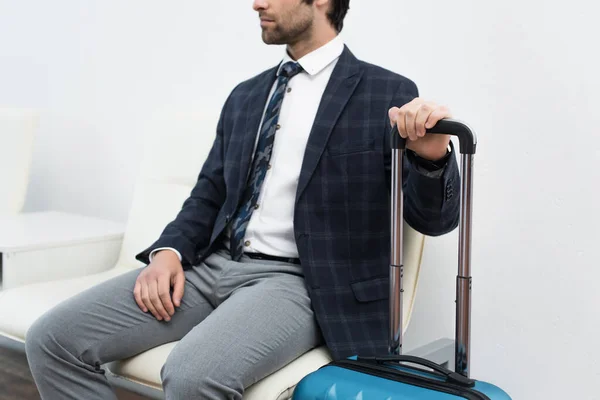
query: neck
[{"left": 286, "top": 28, "right": 337, "bottom": 60}]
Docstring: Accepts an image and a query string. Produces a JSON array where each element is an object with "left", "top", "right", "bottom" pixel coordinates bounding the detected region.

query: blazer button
[{"left": 225, "top": 215, "right": 231, "bottom": 223}]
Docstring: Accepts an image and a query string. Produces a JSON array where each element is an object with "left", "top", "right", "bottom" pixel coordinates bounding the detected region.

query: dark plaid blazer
[{"left": 137, "top": 46, "right": 460, "bottom": 360}]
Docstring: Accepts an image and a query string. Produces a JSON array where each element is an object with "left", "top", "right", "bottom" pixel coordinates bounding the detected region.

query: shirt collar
[{"left": 277, "top": 35, "right": 344, "bottom": 77}]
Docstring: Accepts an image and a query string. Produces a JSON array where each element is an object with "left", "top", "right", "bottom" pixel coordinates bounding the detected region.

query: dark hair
[{"left": 304, "top": 0, "right": 350, "bottom": 32}]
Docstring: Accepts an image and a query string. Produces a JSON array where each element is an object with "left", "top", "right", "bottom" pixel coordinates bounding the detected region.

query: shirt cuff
[
  {"left": 407, "top": 144, "right": 452, "bottom": 178},
  {"left": 149, "top": 247, "right": 183, "bottom": 263}
]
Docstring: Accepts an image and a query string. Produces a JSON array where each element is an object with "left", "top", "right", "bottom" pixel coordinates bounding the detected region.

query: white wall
[{"left": 1, "top": 0, "right": 599, "bottom": 398}]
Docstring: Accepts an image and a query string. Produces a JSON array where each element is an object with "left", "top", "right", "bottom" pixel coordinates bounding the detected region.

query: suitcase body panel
[{"left": 293, "top": 364, "right": 511, "bottom": 400}]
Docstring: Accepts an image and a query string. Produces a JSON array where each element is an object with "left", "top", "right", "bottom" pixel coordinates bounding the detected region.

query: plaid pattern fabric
[
  {"left": 137, "top": 47, "right": 461, "bottom": 360},
  {"left": 230, "top": 62, "right": 303, "bottom": 260}
]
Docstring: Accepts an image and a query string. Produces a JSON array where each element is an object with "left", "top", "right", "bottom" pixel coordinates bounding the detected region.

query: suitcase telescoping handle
[{"left": 389, "top": 118, "right": 477, "bottom": 378}]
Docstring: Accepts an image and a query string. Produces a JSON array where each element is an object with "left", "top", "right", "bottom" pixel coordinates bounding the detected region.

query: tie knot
[{"left": 279, "top": 61, "right": 303, "bottom": 79}]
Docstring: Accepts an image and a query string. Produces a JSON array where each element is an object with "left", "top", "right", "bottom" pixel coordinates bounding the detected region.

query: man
[{"left": 25, "top": 0, "right": 460, "bottom": 398}]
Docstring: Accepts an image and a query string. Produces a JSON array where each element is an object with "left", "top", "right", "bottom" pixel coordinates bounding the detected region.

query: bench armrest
[{"left": 0, "top": 212, "right": 125, "bottom": 289}]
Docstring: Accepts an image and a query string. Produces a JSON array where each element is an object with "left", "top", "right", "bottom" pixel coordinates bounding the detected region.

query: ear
[{"left": 313, "top": 0, "right": 330, "bottom": 8}]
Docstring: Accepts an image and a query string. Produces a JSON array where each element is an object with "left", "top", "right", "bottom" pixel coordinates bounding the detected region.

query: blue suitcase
[{"left": 293, "top": 120, "right": 511, "bottom": 400}]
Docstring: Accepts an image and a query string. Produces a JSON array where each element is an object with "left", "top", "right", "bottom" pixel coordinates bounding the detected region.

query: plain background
[{"left": 1, "top": 1, "right": 599, "bottom": 398}]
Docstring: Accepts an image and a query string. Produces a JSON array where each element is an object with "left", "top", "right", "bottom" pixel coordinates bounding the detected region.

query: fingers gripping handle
[
  {"left": 390, "top": 118, "right": 477, "bottom": 155},
  {"left": 389, "top": 117, "right": 476, "bottom": 378}
]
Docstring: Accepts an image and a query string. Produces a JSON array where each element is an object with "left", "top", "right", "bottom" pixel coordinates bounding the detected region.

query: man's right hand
[{"left": 133, "top": 250, "right": 185, "bottom": 322}]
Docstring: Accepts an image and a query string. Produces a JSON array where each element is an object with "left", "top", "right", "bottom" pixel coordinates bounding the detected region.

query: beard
[{"left": 260, "top": 7, "right": 313, "bottom": 45}]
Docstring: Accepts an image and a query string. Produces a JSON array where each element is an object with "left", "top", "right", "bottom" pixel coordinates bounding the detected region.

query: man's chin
[{"left": 261, "top": 31, "right": 286, "bottom": 45}]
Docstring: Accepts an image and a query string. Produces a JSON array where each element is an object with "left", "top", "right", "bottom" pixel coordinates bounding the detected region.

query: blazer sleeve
[
  {"left": 135, "top": 96, "right": 231, "bottom": 267},
  {"left": 384, "top": 79, "right": 460, "bottom": 236}
]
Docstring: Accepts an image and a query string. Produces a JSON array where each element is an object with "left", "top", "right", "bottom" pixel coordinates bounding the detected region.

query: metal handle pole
[
  {"left": 455, "top": 153, "right": 474, "bottom": 377},
  {"left": 389, "top": 148, "right": 404, "bottom": 355}
]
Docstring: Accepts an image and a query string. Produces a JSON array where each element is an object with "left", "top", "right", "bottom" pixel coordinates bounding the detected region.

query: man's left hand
[{"left": 388, "top": 98, "right": 452, "bottom": 161}]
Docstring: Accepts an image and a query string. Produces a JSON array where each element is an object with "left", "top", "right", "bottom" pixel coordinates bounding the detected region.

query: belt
[{"left": 245, "top": 252, "right": 301, "bottom": 265}]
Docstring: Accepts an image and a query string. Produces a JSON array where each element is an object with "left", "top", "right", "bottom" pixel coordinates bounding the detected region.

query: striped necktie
[{"left": 230, "top": 61, "right": 304, "bottom": 261}]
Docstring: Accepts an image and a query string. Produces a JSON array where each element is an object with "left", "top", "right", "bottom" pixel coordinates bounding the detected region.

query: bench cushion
[{"left": 0, "top": 267, "right": 331, "bottom": 399}]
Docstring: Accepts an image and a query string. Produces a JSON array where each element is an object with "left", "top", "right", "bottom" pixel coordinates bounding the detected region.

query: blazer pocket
[
  {"left": 327, "top": 138, "right": 375, "bottom": 156},
  {"left": 350, "top": 276, "right": 389, "bottom": 303}
]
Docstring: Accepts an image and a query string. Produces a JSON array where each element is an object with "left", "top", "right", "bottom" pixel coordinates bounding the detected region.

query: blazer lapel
[
  {"left": 235, "top": 67, "right": 278, "bottom": 200},
  {"left": 295, "top": 46, "right": 363, "bottom": 203}
]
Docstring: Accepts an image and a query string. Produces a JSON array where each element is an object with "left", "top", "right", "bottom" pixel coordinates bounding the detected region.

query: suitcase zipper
[{"left": 330, "top": 360, "right": 491, "bottom": 400}]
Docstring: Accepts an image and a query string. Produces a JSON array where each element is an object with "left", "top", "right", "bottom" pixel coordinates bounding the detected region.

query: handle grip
[
  {"left": 357, "top": 355, "right": 475, "bottom": 387},
  {"left": 391, "top": 118, "right": 477, "bottom": 154}
]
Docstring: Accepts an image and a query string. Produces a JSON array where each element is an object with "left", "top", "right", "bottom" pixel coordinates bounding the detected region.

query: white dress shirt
[
  {"left": 241, "top": 35, "right": 344, "bottom": 258},
  {"left": 151, "top": 35, "right": 345, "bottom": 262}
]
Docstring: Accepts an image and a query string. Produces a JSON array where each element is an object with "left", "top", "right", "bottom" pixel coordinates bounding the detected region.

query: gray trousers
[{"left": 25, "top": 250, "right": 322, "bottom": 400}]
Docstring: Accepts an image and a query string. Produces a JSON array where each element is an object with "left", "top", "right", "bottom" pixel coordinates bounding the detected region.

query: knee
[
  {"left": 161, "top": 347, "right": 243, "bottom": 400},
  {"left": 25, "top": 307, "right": 72, "bottom": 363}
]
